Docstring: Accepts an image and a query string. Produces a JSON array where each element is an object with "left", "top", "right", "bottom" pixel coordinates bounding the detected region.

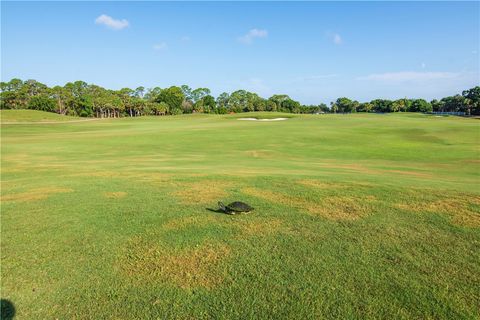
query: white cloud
[
  {"left": 238, "top": 29, "right": 268, "bottom": 45},
  {"left": 180, "top": 36, "right": 191, "bottom": 42},
  {"left": 333, "top": 33, "right": 342, "bottom": 45},
  {"left": 357, "top": 71, "right": 460, "bottom": 82},
  {"left": 153, "top": 42, "right": 168, "bottom": 51},
  {"left": 421, "top": 62, "right": 426, "bottom": 69},
  {"left": 95, "top": 14, "right": 129, "bottom": 30},
  {"left": 325, "top": 31, "right": 343, "bottom": 45}
]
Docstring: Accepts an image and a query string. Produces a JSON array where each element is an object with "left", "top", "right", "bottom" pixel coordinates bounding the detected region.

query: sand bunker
[{"left": 237, "top": 118, "right": 288, "bottom": 121}]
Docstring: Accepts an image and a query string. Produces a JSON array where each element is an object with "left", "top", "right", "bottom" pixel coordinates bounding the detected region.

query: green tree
[
  {"left": 181, "top": 85, "right": 193, "bottom": 103},
  {"left": 181, "top": 100, "right": 194, "bottom": 114},
  {"left": 75, "top": 96, "right": 94, "bottom": 117},
  {"left": 157, "top": 102, "right": 169, "bottom": 115},
  {"left": 202, "top": 95, "right": 216, "bottom": 113},
  {"left": 193, "top": 100, "right": 204, "bottom": 113},
  {"left": 266, "top": 100, "right": 277, "bottom": 111},
  {"left": 330, "top": 101, "right": 338, "bottom": 113},
  {"left": 63, "top": 81, "right": 93, "bottom": 116},
  {"left": 370, "top": 99, "right": 393, "bottom": 113},
  {"left": 282, "top": 98, "right": 301, "bottom": 113},
  {"left": 358, "top": 102, "right": 373, "bottom": 113},
  {"left": 2, "top": 77, "right": 477, "bottom": 118},
  {"left": 332, "top": 97, "right": 354, "bottom": 113},
  {"left": 118, "top": 88, "right": 135, "bottom": 117},
  {"left": 392, "top": 99, "right": 410, "bottom": 112},
  {"left": 254, "top": 97, "right": 266, "bottom": 111},
  {"left": 462, "top": 86, "right": 480, "bottom": 115},
  {"left": 268, "top": 94, "right": 289, "bottom": 112},
  {"left": 191, "top": 88, "right": 211, "bottom": 103},
  {"left": 23, "top": 79, "right": 48, "bottom": 97},
  {"left": 229, "top": 90, "right": 249, "bottom": 112},
  {"left": 51, "top": 85, "right": 72, "bottom": 115},
  {"left": 27, "top": 95, "right": 56, "bottom": 112},
  {"left": 318, "top": 103, "right": 329, "bottom": 113},
  {"left": 0, "top": 79, "right": 28, "bottom": 109},
  {"left": 145, "top": 87, "right": 162, "bottom": 102},
  {"left": 216, "top": 92, "right": 230, "bottom": 110},
  {"left": 156, "top": 86, "right": 185, "bottom": 114},
  {"left": 440, "top": 95, "right": 465, "bottom": 113},
  {"left": 409, "top": 99, "right": 432, "bottom": 113},
  {"left": 430, "top": 99, "right": 444, "bottom": 112},
  {"left": 134, "top": 86, "right": 145, "bottom": 99}
]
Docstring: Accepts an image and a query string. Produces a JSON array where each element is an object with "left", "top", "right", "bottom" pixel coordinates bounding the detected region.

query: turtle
[{"left": 218, "top": 201, "right": 254, "bottom": 214}]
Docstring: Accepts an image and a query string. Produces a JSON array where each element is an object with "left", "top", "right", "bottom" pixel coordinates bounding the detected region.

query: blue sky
[{"left": 1, "top": 1, "right": 479, "bottom": 104}]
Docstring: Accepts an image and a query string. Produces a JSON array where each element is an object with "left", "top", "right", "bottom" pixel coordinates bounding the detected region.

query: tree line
[{"left": 1, "top": 79, "right": 479, "bottom": 117}]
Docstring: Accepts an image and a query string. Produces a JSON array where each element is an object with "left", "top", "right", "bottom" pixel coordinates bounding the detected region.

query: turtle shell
[{"left": 226, "top": 201, "right": 254, "bottom": 212}]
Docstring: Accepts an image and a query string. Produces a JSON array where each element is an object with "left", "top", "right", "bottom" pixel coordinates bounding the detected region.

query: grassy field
[
  {"left": 1, "top": 110, "right": 479, "bottom": 319},
  {"left": 1, "top": 110, "right": 85, "bottom": 123}
]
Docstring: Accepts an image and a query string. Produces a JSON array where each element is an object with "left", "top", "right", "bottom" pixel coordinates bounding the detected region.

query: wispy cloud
[
  {"left": 326, "top": 31, "right": 343, "bottom": 45},
  {"left": 421, "top": 62, "right": 426, "bottom": 69},
  {"left": 153, "top": 42, "right": 168, "bottom": 51},
  {"left": 95, "top": 14, "right": 129, "bottom": 30},
  {"left": 238, "top": 29, "right": 268, "bottom": 45},
  {"left": 357, "top": 71, "right": 460, "bottom": 82},
  {"left": 333, "top": 33, "right": 342, "bottom": 45},
  {"left": 180, "top": 36, "right": 191, "bottom": 42}
]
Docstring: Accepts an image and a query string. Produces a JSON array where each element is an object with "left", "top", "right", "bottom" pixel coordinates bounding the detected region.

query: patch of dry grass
[
  {"left": 396, "top": 196, "right": 480, "bottom": 227},
  {"left": 72, "top": 171, "right": 172, "bottom": 181},
  {"left": 244, "top": 150, "right": 275, "bottom": 159},
  {"left": 314, "top": 196, "right": 374, "bottom": 220},
  {"left": 172, "top": 180, "right": 233, "bottom": 204},
  {"left": 296, "top": 179, "right": 346, "bottom": 190},
  {"left": 233, "top": 218, "right": 285, "bottom": 237},
  {"left": 121, "top": 239, "right": 231, "bottom": 289},
  {"left": 72, "top": 171, "right": 124, "bottom": 178},
  {"left": 162, "top": 215, "right": 218, "bottom": 230},
  {"left": 242, "top": 187, "right": 373, "bottom": 220},
  {"left": 104, "top": 191, "right": 127, "bottom": 199},
  {"left": 2, "top": 187, "right": 73, "bottom": 202},
  {"left": 316, "top": 162, "right": 433, "bottom": 179},
  {"left": 1, "top": 167, "right": 26, "bottom": 173},
  {"left": 383, "top": 169, "right": 432, "bottom": 178}
]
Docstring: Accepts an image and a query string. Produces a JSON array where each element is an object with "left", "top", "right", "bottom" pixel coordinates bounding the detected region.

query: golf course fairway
[{"left": 1, "top": 111, "right": 479, "bottom": 319}]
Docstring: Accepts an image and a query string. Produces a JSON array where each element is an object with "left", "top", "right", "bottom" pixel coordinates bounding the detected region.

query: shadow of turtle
[
  {"left": 206, "top": 208, "right": 232, "bottom": 215},
  {"left": 1, "top": 299, "right": 16, "bottom": 320}
]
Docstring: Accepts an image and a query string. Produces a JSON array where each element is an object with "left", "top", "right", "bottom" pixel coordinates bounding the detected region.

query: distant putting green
[{"left": 1, "top": 111, "right": 479, "bottom": 319}]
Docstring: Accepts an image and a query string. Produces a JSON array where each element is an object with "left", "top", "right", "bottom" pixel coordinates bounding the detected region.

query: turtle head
[{"left": 218, "top": 201, "right": 226, "bottom": 212}]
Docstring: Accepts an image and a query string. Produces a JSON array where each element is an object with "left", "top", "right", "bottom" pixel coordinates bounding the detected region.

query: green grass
[
  {"left": 1, "top": 110, "right": 81, "bottom": 123},
  {"left": 1, "top": 111, "right": 479, "bottom": 319},
  {"left": 228, "top": 111, "right": 295, "bottom": 119}
]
